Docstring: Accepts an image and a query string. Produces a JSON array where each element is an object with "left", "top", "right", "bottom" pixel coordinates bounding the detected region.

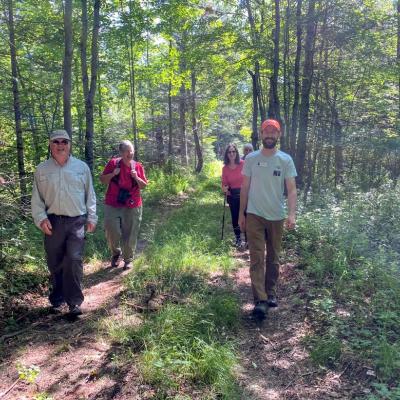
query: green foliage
[
  {"left": 293, "top": 185, "right": 400, "bottom": 387},
  {"left": 307, "top": 334, "right": 342, "bottom": 368},
  {"left": 33, "top": 393, "right": 53, "bottom": 400},
  {"left": 107, "top": 172, "right": 242, "bottom": 398},
  {"left": 133, "top": 298, "right": 239, "bottom": 386},
  {"left": 144, "top": 165, "right": 193, "bottom": 206},
  {"left": 366, "top": 383, "right": 400, "bottom": 400},
  {"left": 16, "top": 362, "right": 40, "bottom": 384}
]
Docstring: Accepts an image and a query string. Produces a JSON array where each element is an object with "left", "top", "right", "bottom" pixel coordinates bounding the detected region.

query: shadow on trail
[
  {"left": 231, "top": 262, "right": 354, "bottom": 400},
  {"left": 0, "top": 261, "right": 128, "bottom": 356},
  {"left": 83, "top": 262, "right": 125, "bottom": 288}
]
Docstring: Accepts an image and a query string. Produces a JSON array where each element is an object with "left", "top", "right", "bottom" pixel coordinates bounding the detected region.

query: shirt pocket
[
  {"left": 65, "top": 171, "right": 85, "bottom": 193},
  {"left": 38, "top": 172, "right": 57, "bottom": 194}
]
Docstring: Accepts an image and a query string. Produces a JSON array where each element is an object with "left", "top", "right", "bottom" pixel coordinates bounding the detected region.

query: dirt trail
[
  {"left": 0, "top": 197, "right": 184, "bottom": 400},
  {"left": 0, "top": 200, "right": 361, "bottom": 399},
  {"left": 0, "top": 256, "right": 142, "bottom": 400},
  {"left": 233, "top": 250, "right": 359, "bottom": 400}
]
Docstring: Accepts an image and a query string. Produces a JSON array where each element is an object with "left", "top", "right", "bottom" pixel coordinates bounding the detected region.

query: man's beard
[{"left": 262, "top": 137, "right": 278, "bottom": 149}]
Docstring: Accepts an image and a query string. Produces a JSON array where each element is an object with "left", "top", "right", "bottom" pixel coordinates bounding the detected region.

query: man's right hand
[
  {"left": 113, "top": 168, "right": 120, "bottom": 176},
  {"left": 239, "top": 213, "right": 246, "bottom": 232},
  {"left": 40, "top": 219, "right": 53, "bottom": 235},
  {"left": 222, "top": 185, "right": 229, "bottom": 194}
]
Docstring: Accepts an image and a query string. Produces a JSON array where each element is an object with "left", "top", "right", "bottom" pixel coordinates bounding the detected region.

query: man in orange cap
[{"left": 239, "top": 119, "right": 297, "bottom": 319}]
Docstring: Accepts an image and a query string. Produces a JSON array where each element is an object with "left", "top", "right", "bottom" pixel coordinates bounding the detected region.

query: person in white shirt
[
  {"left": 239, "top": 119, "right": 297, "bottom": 319},
  {"left": 31, "top": 129, "right": 97, "bottom": 316}
]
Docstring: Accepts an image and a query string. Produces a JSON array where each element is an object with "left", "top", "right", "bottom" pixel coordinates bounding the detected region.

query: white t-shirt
[{"left": 242, "top": 149, "right": 297, "bottom": 221}]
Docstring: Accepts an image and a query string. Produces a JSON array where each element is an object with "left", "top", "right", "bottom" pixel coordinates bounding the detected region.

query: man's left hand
[
  {"left": 285, "top": 215, "right": 296, "bottom": 230},
  {"left": 130, "top": 169, "right": 137, "bottom": 179},
  {"left": 87, "top": 222, "right": 96, "bottom": 233}
]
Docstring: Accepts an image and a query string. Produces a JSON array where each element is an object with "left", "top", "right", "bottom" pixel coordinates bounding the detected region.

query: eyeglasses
[
  {"left": 52, "top": 139, "right": 69, "bottom": 145},
  {"left": 228, "top": 150, "right": 236, "bottom": 154}
]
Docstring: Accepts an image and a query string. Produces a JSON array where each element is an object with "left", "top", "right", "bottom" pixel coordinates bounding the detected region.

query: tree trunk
[
  {"left": 97, "top": 72, "right": 106, "bottom": 159},
  {"left": 63, "top": 0, "right": 73, "bottom": 138},
  {"left": 168, "top": 40, "right": 174, "bottom": 158},
  {"left": 51, "top": 76, "right": 63, "bottom": 132},
  {"left": 295, "top": 0, "right": 316, "bottom": 187},
  {"left": 397, "top": 0, "right": 399, "bottom": 120},
  {"left": 81, "top": 0, "right": 101, "bottom": 172},
  {"left": 179, "top": 82, "right": 188, "bottom": 166},
  {"left": 191, "top": 72, "right": 203, "bottom": 173},
  {"left": 329, "top": 86, "right": 344, "bottom": 187},
  {"left": 168, "top": 80, "right": 173, "bottom": 157},
  {"left": 6, "top": 0, "right": 27, "bottom": 207},
  {"left": 268, "top": 0, "right": 282, "bottom": 125},
  {"left": 248, "top": 70, "right": 259, "bottom": 150},
  {"left": 74, "top": 56, "right": 85, "bottom": 157},
  {"left": 255, "top": 61, "right": 266, "bottom": 122},
  {"left": 128, "top": 0, "right": 138, "bottom": 157},
  {"left": 290, "top": 0, "right": 303, "bottom": 158},
  {"left": 155, "top": 127, "right": 165, "bottom": 166},
  {"left": 245, "top": 0, "right": 265, "bottom": 123},
  {"left": 304, "top": 16, "right": 325, "bottom": 198},
  {"left": 282, "top": 0, "right": 291, "bottom": 151},
  {"left": 16, "top": 64, "right": 41, "bottom": 165}
]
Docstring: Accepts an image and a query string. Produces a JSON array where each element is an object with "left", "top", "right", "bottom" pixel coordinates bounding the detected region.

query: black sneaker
[
  {"left": 267, "top": 295, "right": 278, "bottom": 307},
  {"left": 123, "top": 261, "right": 132, "bottom": 270},
  {"left": 252, "top": 301, "right": 268, "bottom": 319},
  {"left": 68, "top": 305, "right": 82, "bottom": 316},
  {"left": 111, "top": 251, "right": 121, "bottom": 268},
  {"left": 235, "top": 238, "right": 243, "bottom": 248},
  {"left": 50, "top": 300, "right": 64, "bottom": 309}
]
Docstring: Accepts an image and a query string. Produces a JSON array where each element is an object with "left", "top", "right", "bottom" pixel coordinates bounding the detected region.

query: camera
[{"left": 117, "top": 188, "right": 131, "bottom": 204}]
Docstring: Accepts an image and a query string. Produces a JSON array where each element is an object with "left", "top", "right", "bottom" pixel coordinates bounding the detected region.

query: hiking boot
[
  {"left": 49, "top": 302, "right": 63, "bottom": 314},
  {"left": 111, "top": 251, "right": 121, "bottom": 268},
  {"left": 68, "top": 305, "right": 82, "bottom": 316},
  {"left": 235, "top": 238, "right": 243, "bottom": 249},
  {"left": 252, "top": 301, "right": 268, "bottom": 319},
  {"left": 123, "top": 261, "right": 132, "bottom": 270},
  {"left": 50, "top": 299, "right": 64, "bottom": 309},
  {"left": 267, "top": 295, "right": 278, "bottom": 308}
]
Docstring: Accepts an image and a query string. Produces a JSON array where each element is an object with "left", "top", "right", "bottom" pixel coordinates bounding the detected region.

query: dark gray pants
[{"left": 44, "top": 214, "right": 86, "bottom": 307}]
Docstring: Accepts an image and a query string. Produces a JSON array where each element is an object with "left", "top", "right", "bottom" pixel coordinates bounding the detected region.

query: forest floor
[{"left": 0, "top": 196, "right": 367, "bottom": 400}]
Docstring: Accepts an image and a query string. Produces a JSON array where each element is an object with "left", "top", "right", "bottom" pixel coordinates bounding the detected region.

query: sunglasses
[
  {"left": 52, "top": 139, "right": 69, "bottom": 145},
  {"left": 228, "top": 150, "right": 236, "bottom": 154}
]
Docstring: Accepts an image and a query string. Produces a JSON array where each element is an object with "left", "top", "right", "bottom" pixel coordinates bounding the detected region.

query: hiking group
[
  {"left": 222, "top": 119, "right": 297, "bottom": 319},
  {"left": 31, "top": 117, "right": 295, "bottom": 320}
]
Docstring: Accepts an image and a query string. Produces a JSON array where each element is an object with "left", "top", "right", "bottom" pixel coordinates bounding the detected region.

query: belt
[{"left": 48, "top": 214, "right": 86, "bottom": 219}]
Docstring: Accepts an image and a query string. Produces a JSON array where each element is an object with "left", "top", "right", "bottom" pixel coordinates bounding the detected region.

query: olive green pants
[
  {"left": 246, "top": 213, "right": 284, "bottom": 302},
  {"left": 104, "top": 205, "right": 142, "bottom": 263}
]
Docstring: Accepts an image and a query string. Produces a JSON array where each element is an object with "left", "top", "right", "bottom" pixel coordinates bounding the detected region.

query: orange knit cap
[{"left": 261, "top": 119, "right": 281, "bottom": 132}]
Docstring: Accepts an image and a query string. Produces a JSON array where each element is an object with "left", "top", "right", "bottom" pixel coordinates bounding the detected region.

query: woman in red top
[
  {"left": 221, "top": 143, "right": 244, "bottom": 247},
  {"left": 100, "top": 140, "right": 148, "bottom": 269}
]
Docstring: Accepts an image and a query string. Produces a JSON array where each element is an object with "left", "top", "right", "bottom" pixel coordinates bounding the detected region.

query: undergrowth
[{"left": 288, "top": 185, "right": 400, "bottom": 399}]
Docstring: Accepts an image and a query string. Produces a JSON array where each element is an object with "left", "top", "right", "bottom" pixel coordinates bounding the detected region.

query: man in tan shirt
[{"left": 31, "top": 130, "right": 97, "bottom": 316}]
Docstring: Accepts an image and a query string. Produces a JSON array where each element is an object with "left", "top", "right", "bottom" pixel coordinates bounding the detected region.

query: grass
[
  {"left": 0, "top": 163, "right": 197, "bottom": 338},
  {"left": 289, "top": 185, "right": 400, "bottom": 397},
  {"left": 106, "top": 161, "right": 243, "bottom": 399}
]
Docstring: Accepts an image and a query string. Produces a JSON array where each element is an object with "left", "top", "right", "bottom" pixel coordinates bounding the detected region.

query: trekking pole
[{"left": 221, "top": 193, "right": 227, "bottom": 240}]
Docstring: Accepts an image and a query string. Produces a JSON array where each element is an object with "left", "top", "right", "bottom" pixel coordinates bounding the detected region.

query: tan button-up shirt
[{"left": 31, "top": 156, "right": 98, "bottom": 228}]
